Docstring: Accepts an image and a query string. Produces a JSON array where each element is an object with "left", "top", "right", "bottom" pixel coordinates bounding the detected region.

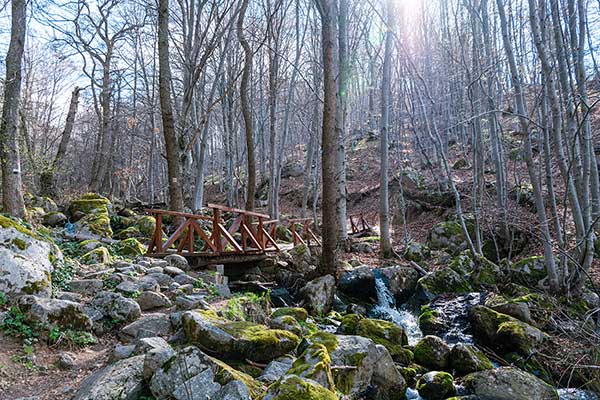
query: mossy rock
[
  {"left": 417, "top": 267, "right": 472, "bottom": 299},
  {"left": 452, "top": 158, "right": 468, "bottom": 169},
  {"left": 116, "top": 238, "right": 146, "bottom": 257},
  {"left": 337, "top": 314, "right": 363, "bottom": 334},
  {"left": 271, "top": 307, "right": 308, "bottom": 322},
  {"left": 413, "top": 335, "right": 450, "bottom": 371},
  {"left": 276, "top": 225, "right": 293, "bottom": 242},
  {"left": 308, "top": 331, "right": 339, "bottom": 353},
  {"left": 354, "top": 318, "right": 408, "bottom": 359},
  {"left": 210, "top": 355, "right": 265, "bottom": 399},
  {"left": 270, "top": 315, "right": 303, "bottom": 336},
  {"left": 81, "top": 246, "right": 112, "bottom": 264},
  {"left": 450, "top": 343, "right": 493, "bottom": 376},
  {"left": 135, "top": 215, "right": 157, "bottom": 236},
  {"left": 470, "top": 305, "right": 548, "bottom": 355},
  {"left": 0, "top": 215, "right": 39, "bottom": 239},
  {"left": 504, "top": 352, "right": 552, "bottom": 384},
  {"left": 113, "top": 226, "right": 142, "bottom": 240},
  {"left": 450, "top": 250, "right": 501, "bottom": 288},
  {"left": 265, "top": 374, "right": 338, "bottom": 400},
  {"left": 418, "top": 305, "right": 444, "bottom": 335},
  {"left": 75, "top": 213, "right": 113, "bottom": 238},
  {"left": 220, "top": 321, "right": 300, "bottom": 363},
  {"left": 403, "top": 241, "right": 431, "bottom": 263},
  {"left": 428, "top": 221, "right": 469, "bottom": 255},
  {"left": 68, "top": 193, "right": 110, "bottom": 215},
  {"left": 510, "top": 256, "right": 547, "bottom": 287},
  {"left": 416, "top": 371, "right": 455, "bottom": 400},
  {"left": 288, "top": 343, "right": 335, "bottom": 390}
]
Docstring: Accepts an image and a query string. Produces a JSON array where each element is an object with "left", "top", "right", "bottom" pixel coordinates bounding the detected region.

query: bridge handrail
[
  {"left": 145, "top": 209, "right": 213, "bottom": 221},
  {"left": 207, "top": 203, "right": 270, "bottom": 219}
]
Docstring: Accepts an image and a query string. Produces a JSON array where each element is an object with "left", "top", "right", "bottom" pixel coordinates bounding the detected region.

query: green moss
[
  {"left": 504, "top": 353, "right": 552, "bottom": 384},
  {"left": 496, "top": 321, "right": 531, "bottom": 354},
  {"left": 113, "top": 226, "right": 142, "bottom": 240},
  {"left": 418, "top": 305, "right": 442, "bottom": 334},
  {"left": 355, "top": 318, "right": 408, "bottom": 358},
  {"left": 80, "top": 246, "right": 112, "bottom": 264},
  {"left": 115, "top": 238, "right": 146, "bottom": 257},
  {"left": 289, "top": 343, "right": 334, "bottom": 390},
  {"left": 271, "top": 307, "right": 308, "bottom": 322},
  {"left": 135, "top": 216, "right": 156, "bottom": 236},
  {"left": 416, "top": 371, "right": 455, "bottom": 400},
  {"left": 11, "top": 238, "right": 29, "bottom": 251},
  {"left": 413, "top": 335, "right": 450, "bottom": 370},
  {"left": 0, "top": 215, "right": 39, "bottom": 239},
  {"left": 309, "top": 331, "right": 339, "bottom": 353},
  {"left": 337, "top": 314, "right": 363, "bottom": 334},
  {"left": 418, "top": 267, "right": 472, "bottom": 297},
  {"left": 210, "top": 355, "right": 265, "bottom": 399},
  {"left": 220, "top": 321, "right": 300, "bottom": 361},
  {"left": 268, "top": 375, "right": 338, "bottom": 400}
]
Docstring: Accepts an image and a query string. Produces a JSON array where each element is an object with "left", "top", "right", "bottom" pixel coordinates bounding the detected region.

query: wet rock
[
  {"left": 416, "top": 371, "right": 455, "bottom": 400},
  {"left": 89, "top": 291, "right": 141, "bottom": 323},
  {"left": 0, "top": 216, "right": 61, "bottom": 298},
  {"left": 338, "top": 266, "right": 376, "bottom": 301},
  {"left": 18, "top": 295, "right": 92, "bottom": 331},
  {"left": 419, "top": 292, "right": 484, "bottom": 343},
  {"left": 73, "top": 355, "right": 144, "bottom": 400},
  {"left": 413, "top": 335, "right": 451, "bottom": 371},
  {"left": 378, "top": 265, "right": 420, "bottom": 302},
  {"left": 121, "top": 313, "right": 172, "bottom": 339},
  {"left": 449, "top": 343, "right": 493, "bottom": 376},
  {"left": 300, "top": 274, "right": 336, "bottom": 315},
  {"left": 137, "top": 291, "right": 171, "bottom": 311},
  {"left": 462, "top": 367, "right": 559, "bottom": 400}
]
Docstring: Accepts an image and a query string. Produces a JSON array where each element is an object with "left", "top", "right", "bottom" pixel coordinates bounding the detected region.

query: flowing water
[
  {"left": 365, "top": 272, "right": 597, "bottom": 400},
  {"left": 369, "top": 271, "right": 423, "bottom": 345}
]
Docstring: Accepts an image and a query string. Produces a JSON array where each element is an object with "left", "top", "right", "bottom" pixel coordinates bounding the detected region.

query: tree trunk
[
  {"left": 158, "top": 0, "right": 185, "bottom": 213},
  {"left": 315, "top": 0, "right": 339, "bottom": 277},
  {"left": 0, "top": 0, "right": 27, "bottom": 218},
  {"left": 237, "top": 0, "right": 256, "bottom": 212}
]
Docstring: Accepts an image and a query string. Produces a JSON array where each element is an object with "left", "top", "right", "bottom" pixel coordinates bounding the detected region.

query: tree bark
[
  {"left": 158, "top": 0, "right": 185, "bottom": 213},
  {"left": 0, "top": 0, "right": 27, "bottom": 218}
]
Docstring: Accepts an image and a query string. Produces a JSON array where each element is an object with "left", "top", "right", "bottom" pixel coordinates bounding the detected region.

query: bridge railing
[
  {"left": 288, "top": 218, "right": 321, "bottom": 247},
  {"left": 145, "top": 205, "right": 280, "bottom": 257},
  {"left": 348, "top": 212, "right": 372, "bottom": 235}
]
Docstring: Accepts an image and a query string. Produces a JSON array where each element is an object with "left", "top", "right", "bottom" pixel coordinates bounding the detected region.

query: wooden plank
[
  {"left": 242, "top": 223, "right": 262, "bottom": 250},
  {"left": 261, "top": 227, "right": 280, "bottom": 251},
  {"left": 145, "top": 209, "right": 212, "bottom": 220},
  {"left": 218, "top": 223, "right": 243, "bottom": 252},
  {"left": 207, "top": 203, "right": 270, "bottom": 219},
  {"left": 191, "top": 220, "right": 217, "bottom": 252},
  {"left": 163, "top": 219, "right": 191, "bottom": 250}
]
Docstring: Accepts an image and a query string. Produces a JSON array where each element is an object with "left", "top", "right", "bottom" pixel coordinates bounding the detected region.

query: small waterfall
[
  {"left": 558, "top": 389, "right": 599, "bottom": 400},
  {"left": 370, "top": 271, "right": 423, "bottom": 345}
]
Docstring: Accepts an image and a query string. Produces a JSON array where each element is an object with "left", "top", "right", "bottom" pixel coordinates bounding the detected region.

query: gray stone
[
  {"left": 73, "top": 355, "right": 144, "bottom": 400},
  {"left": 17, "top": 295, "right": 92, "bottom": 330},
  {"left": 58, "top": 352, "right": 76, "bottom": 369},
  {"left": 143, "top": 346, "right": 176, "bottom": 381},
  {"left": 146, "top": 272, "right": 173, "bottom": 286},
  {"left": 90, "top": 291, "right": 141, "bottom": 323},
  {"left": 174, "top": 274, "right": 196, "bottom": 285},
  {"left": 146, "top": 266, "right": 164, "bottom": 274},
  {"left": 121, "top": 313, "right": 172, "bottom": 339},
  {"left": 137, "top": 291, "right": 172, "bottom": 311},
  {"left": 68, "top": 279, "right": 104, "bottom": 295},
  {"left": 165, "top": 254, "right": 189, "bottom": 270},
  {"left": 43, "top": 212, "right": 67, "bottom": 227},
  {"left": 215, "top": 380, "right": 251, "bottom": 400},
  {"left": 175, "top": 294, "right": 210, "bottom": 311},
  {"left": 300, "top": 274, "right": 336, "bottom": 316},
  {"left": 258, "top": 356, "right": 295, "bottom": 384},
  {"left": 134, "top": 336, "right": 171, "bottom": 355},
  {"left": 164, "top": 266, "right": 185, "bottom": 276},
  {"left": 111, "top": 345, "right": 136, "bottom": 361},
  {"left": 463, "top": 367, "right": 559, "bottom": 400}
]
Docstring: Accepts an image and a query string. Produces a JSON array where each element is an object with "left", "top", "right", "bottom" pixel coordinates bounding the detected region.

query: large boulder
[
  {"left": 378, "top": 266, "right": 420, "bottom": 302},
  {"left": 300, "top": 275, "right": 336, "bottom": 316},
  {"left": 449, "top": 343, "right": 493, "bottom": 376},
  {"left": 469, "top": 305, "right": 547, "bottom": 355},
  {"left": 413, "top": 335, "right": 451, "bottom": 371},
  {"left": 417, "top": 268, "right": 472, "bottom": 300},
  {"left": 182, "top": 310, "right": 300, "bottom": 362},
  {"left": 17, "top": 295, "right": 92, "bottom": 331},
  {"left": 462, "top": 367, "right": 559, "bottom": 400},
  {"left": 338, "top": 266, "right": 376, "bottom": 301},
  {"left": 73, "top": 355, "right": 145, "bottom": 400},
  {"left": 150, "top": 346, "right": 262, "bottom": 400},
  {"left": 69, "top": 193, "right": 113, "bottom": 238},
  {"left": 0, "top": 215, "right": 63, "bottom": 298},
  {"left": 287, "top": 343, "right": 335, "bottom": 390},
  {"left": 428, "top": 221, "right": 469, "bottom": 255},
  {"left": 311, "top": 333, "right": 406, "bottom": 399},
  {"left": 510, "top": 256, "right": 548, "bottom": 287},
  {"left": 416, "top": 371, "right": 455, "bottom": 400}
]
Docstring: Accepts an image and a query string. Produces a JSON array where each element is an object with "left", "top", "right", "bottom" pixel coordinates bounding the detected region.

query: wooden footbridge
[{"left": 145, "top": 204, "right": 321, "bottom": 263}]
